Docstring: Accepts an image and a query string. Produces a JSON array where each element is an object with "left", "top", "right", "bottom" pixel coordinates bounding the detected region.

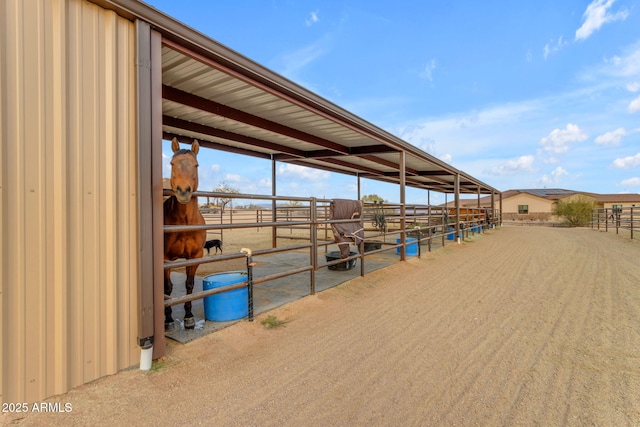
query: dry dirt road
[{"left": 5, "top": 226, "right": 640, "bottom": 426}]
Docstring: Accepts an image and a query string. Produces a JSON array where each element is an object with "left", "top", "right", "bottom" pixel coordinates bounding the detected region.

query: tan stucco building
[{"left": 458, "top": 189, "right": 640, "bottom": 222}]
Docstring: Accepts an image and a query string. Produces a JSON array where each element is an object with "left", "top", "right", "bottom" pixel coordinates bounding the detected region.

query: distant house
[{"left": 455, "top": 189, "right": 640, "bottom": 222}]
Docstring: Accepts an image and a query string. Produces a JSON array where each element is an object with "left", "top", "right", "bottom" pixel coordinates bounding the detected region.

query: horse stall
[
  {"left": 1, "top": 0, "right": 501, "bottom": 405},
  {"left": 159, "top": 188, "right": 502, "bottom": 345}
]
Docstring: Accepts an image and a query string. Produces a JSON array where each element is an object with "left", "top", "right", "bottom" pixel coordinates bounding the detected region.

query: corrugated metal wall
[{"left": 1, "top": 0, "right": 139, "bottom": 403}]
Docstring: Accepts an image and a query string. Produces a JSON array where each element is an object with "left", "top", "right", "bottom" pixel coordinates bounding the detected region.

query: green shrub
[{"left": 553, "top": 196, "right": 594, "bottom": 226}]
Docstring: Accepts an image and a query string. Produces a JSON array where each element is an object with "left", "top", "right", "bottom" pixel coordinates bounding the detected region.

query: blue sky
[{"left": 148, "top": 0, "right": 640, "bottom": 204}]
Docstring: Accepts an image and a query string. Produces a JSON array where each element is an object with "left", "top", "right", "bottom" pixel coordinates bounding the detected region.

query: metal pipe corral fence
[
  {"left": 592, "top": 206, "right": 637, "bottom": 239},
  {"left": 162, "top": 190, "right": 501, "bottom": 314}
]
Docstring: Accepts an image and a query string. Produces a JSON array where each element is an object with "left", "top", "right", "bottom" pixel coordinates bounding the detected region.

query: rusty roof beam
[
  {"left": 278, "top": 156, "right": 388, "bottom": 177},
  {"left": 357, "top": 172, "right": 430, "bottom": 187},
  {"left": 269, "top": 151, "right": 346, "bottom": 162},
  {"left": 163, "top": 132, "right": 272, "bottom": 160},
  {"left": 304, "top": 149, "right": 344, "bottom": 159},
  {"left": 381, "top": 171, "right": 452, "bottom": 185},
  {"left": 357, "top": 155, "right": 420, "bottom": 175},
  {"left": 321, "top": 158, "right": 383, "bottom": 175},
  {"left": 357, "top": 174, "right": 480, "bottom": 193},
  {"left": 163, "top": 85, "right": 350, "bottom": 155},
  {"left": 418, "top": 170, "right": 453, "bottom": 176},
  {"left": 350, "top": 145, "right": 398, "bottom": 155},
  {"left": 163, "top": 116, "right": 306, "bottom": 157},
  {"left": 300, "top": 147, "right": 404, "bottom": 166},
  {"left": 161, "top": 39, "right": 428, "bottom": 157}
]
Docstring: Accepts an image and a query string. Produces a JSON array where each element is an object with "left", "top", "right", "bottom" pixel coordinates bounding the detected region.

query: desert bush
[{"left": 553, "top": 196, "right": 595, "bottom": 226}]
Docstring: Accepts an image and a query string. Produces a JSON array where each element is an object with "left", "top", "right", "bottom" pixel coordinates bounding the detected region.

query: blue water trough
[{"left": 203, "top": 271, "right": 248, "bottom": 322}]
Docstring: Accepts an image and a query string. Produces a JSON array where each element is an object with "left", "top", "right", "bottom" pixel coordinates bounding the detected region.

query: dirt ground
[{"left": 5, "top": 226, "right": 640, "bottom": 426}]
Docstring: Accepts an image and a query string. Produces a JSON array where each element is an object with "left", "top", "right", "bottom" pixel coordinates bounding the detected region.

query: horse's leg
[
  {"left": 183, "top": 264, "right": 197, "bottom": 329},
  {"left": 164, "top": 268, "right": 175, "bottom": 331}
]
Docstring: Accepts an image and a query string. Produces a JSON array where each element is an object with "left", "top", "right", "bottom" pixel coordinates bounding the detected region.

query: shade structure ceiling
[{"left": 101, "top": 0, "right": 499, "bottom": 195}]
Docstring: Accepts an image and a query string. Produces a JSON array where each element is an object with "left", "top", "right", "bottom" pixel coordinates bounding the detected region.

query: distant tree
[
  {"left": 213, "top": 181, "right": 240, "bottom": 214},
  {"left": 553, "top": 196, "right": 595, "bottom": 227},
  {"left": 361, "top": 194, "right": 385, "bottom": 203}
]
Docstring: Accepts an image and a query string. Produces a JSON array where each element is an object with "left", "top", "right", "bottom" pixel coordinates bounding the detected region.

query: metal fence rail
[
  {"left": 162, "top": 190, "right": 501, "bottom": 314},
  {"left": 592, "top": 207, "right": 637, "bottom": 239}
]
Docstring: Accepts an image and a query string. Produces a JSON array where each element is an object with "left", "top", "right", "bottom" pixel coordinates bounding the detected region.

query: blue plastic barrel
[
  {"left": 446, "top": 228, "right": 463, "bottom": 241},
  {"left": 203, "top": 271, "right": 248, "bottom": 321},
  {"left": 447, "top": 228, "right": 455, "bottom": 241},
  {"left": 396, "top": 237, "right": 418, "bottom": 256}
]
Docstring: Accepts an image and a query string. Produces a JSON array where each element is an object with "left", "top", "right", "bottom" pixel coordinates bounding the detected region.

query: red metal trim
[
  {"left": 163, "top": 115, "right": 305, "bottom": 157},
  {"left": 163, "top": 85, "right": 349, "bottom": 154}
]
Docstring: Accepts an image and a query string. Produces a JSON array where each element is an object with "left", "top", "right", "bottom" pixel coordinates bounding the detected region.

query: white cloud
[
  {"left": 540, "top": 123, "right": 588, "bottom": 154},
  {"left": 627, "top": 82, "right": 640, "bottom": 92},
  {"left": 490, "top": 155, "right": 535, "bottom": 176},
  {"left": 305, "top": 10, "right": 319, "bottom": 27},
  {"left": 611, "top": 47, "right": 640, "bottom": 77},
  {"left": 543, "top": 36, "right": 569, "bottom": 60},
  {"left": 628, "top": 95, "right": 640, "bottom": 113},
  {"left": 580, "top": 42, "right": 640, "bottom": 81},
  {"left": 575, "top": 0, "right": 628, "bottom": 41},
  {"left": 224, "top": 173, "right": 244, "bottom": 183},
  {"left": 539, "top": 166, "right": 569, "bottom": 185},
  {"left": 594, "top": 127, "right": 627, "bottom": 146},
  {"left": 210, "top": 164, "right": 221, "bottom": 172},
  {"left": 258, "top": 178, "right": 271, "bottom": 188},
  {"left": 419, "top": 59, "right": 437, "bottom": 82},
  {"left": 621, "top": 177, "right": 640, "bottom": 186},
  {"left": 278, "top": 163, "right": 330, "bottom": 180},
  {"left": 396, "top": 100, "right": 539, "bottom": 156},
  {"left": 613, "top": 153, "right": 640, "bottom": 169},
  {"left": 277, "top": 37, "right": 329, "bottom": 80},
  {"left": 439, "top": 153, "right": 452, "bottom": 163}
]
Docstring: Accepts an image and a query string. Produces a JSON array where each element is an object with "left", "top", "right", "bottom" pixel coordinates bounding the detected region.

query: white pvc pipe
[{"left": 140, "top": 346, "right": 153, "bottom": 371}]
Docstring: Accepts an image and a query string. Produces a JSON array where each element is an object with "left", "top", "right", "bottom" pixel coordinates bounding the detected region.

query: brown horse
[{"left": 164, "top": 138, "right": 206, "bottom": 331}]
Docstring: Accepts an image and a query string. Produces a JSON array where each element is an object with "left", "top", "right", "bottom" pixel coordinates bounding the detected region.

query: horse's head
[{"left": 169, "top": 138, "right": 200, "bottom": 204}]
